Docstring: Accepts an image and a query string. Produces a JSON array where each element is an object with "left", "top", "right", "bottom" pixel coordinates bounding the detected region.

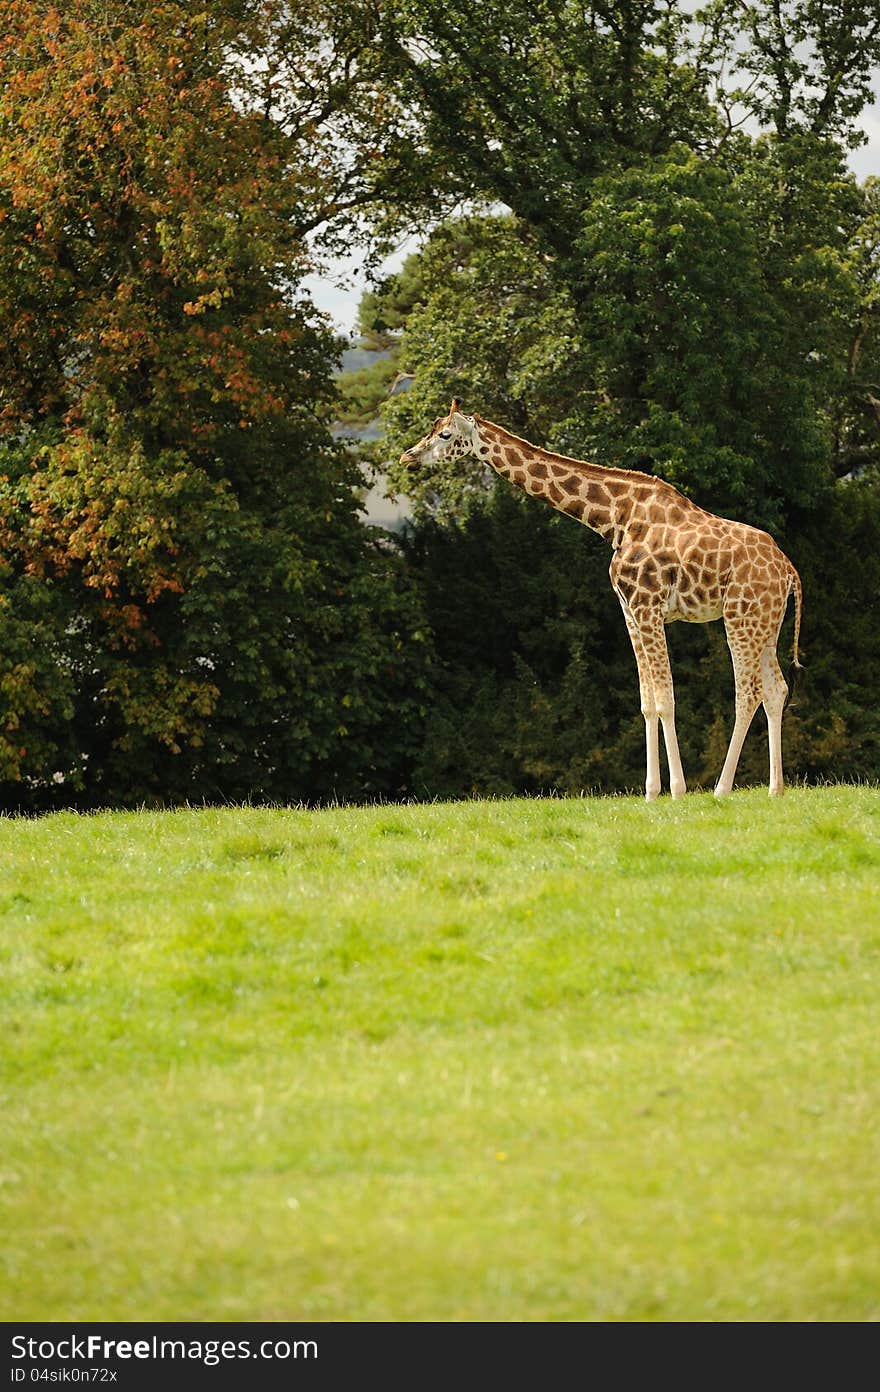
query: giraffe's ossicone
[{"left": 400, "top": 400, "right": 803, "bottom": 800}]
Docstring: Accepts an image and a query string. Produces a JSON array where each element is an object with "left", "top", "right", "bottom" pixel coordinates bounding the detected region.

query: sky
[{"left": 305, "top": 104, "right": 880, "bottom": 338}]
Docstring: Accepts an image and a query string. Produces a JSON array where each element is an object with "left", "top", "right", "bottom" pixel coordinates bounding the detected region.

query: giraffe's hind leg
[
  {"left": 714, "top": 616, "right": 764, "bottom": 798},
  {"left": 761, "top": 640, "right": 789, "bottom": 796}
]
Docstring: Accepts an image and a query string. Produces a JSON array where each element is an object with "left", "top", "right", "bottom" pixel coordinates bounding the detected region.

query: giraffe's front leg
[
  {"left": 638, "top": 604, "right": 687, "bottom": 800},
  {"left": 617, "top": 597, "right": 662, "bottom": 801},
  {"left": 660, "top": 705, "right": 687, "bottom": 800}
]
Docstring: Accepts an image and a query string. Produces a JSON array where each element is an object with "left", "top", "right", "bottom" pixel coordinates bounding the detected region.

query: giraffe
[{"left": 400, "top": 399, "right": 803, "bottom": 800}]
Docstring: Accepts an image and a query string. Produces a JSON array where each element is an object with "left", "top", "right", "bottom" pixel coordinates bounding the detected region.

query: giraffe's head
[{"left": 399, "top": 398, "right": 478, "bottom": 469}]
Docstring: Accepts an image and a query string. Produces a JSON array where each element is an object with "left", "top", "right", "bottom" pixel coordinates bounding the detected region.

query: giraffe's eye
[{"left": 439, "top": 431, "right": 451, "bottom": 439}]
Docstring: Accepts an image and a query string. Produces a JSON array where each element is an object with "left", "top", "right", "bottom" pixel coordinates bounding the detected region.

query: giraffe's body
[{"left": 401, "top": 403, "right": 803, "bottom": 800}]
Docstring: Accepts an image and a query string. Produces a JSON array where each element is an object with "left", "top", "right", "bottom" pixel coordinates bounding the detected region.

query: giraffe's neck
[{"left": 473, "top": 419, "right": 627, "bottom": 545}]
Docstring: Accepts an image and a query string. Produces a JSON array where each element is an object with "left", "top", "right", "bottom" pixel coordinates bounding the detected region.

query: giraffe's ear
[{"left": 450, "top": 397, "right": 463, "bottom": 416}]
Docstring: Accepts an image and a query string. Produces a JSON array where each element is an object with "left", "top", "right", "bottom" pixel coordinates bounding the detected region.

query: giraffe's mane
[{"left": 473, "top": 416, "right": 690, "bottom": 498}]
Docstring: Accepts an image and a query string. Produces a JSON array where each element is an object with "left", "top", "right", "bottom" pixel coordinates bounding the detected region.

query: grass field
[{"left": 2, "top": 785, "right": 879, "bottom": 1322}]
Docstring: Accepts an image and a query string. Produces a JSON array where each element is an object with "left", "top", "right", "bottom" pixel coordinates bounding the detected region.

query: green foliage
[
  {"left": 782, "top": 472, "right": 880, "bottom": 782},
  {"left": 0, "top": 0, "right": 433, "bottom": 808},
  {"left": 401, "top": 489, "right": 637, "bottom": 796},
  {"left": 358, "top": 252, "right": 428, "bottom": 345},
  {"left": 4, "top": 789, "right": 880, "bottom": 1318},
  {"left": 335, "top": 356, "right": 399, "bottom": 427},
  {"left": 706, "top": 0, "right": 880, "bottom": 143},
  {"left": 810, "top": 171, "right": 880, "bottom": 479},
  {"left": 374, "top": 0, "right": 724, "bottom": 266},
  {"left": 0, "top": 567, "right": 79, "bottom": 788},
  {"left": 568, "top": 143, "right": 853, "bottom": 524}
]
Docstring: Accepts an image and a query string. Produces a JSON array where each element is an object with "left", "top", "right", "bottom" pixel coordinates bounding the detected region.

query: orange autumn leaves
[
  {"left": 0, "top": 2, "right": 307, "bottom": 440},
  {"left": 0, "top": 1, "right": 320, "bottom": 627}
]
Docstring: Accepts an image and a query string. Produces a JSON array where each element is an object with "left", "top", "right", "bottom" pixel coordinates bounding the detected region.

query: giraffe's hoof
[
  {"left": 670, "top": 782, "right": 687, "bottom": 800},
  {"left": 714, "top": 784, "right": 731, "bottom": 799},
  {"left": 768, "top": 784, "right": 785, "bottom": 797},
  {"left": 645, "top": 787, "right": 661, "bottom": 803}
]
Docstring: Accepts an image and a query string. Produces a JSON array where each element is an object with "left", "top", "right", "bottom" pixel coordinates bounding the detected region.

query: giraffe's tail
[{"left": 784, "top": 563, "right": 804, "bottom": 710}]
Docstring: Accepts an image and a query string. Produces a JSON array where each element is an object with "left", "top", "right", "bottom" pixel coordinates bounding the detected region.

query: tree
[
  {"left": 0, "top": 0, "right": 432, "bottom": 806},
  {"left": 827, "top": 176, "right": 880, "bottom": 477},
  {"left": 372, "top": 0, "right": 725, "bottom": 277},
  {"left": 706, "top": 0, "right": 880, "bottom": 145},
  {"left": 566, "top": 143, "right": 859, "bottom": 525}
]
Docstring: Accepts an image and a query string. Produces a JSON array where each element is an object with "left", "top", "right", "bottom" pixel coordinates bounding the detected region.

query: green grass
[{"left": 2, "top": 785, "right": 879, "bottom": 1321}]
